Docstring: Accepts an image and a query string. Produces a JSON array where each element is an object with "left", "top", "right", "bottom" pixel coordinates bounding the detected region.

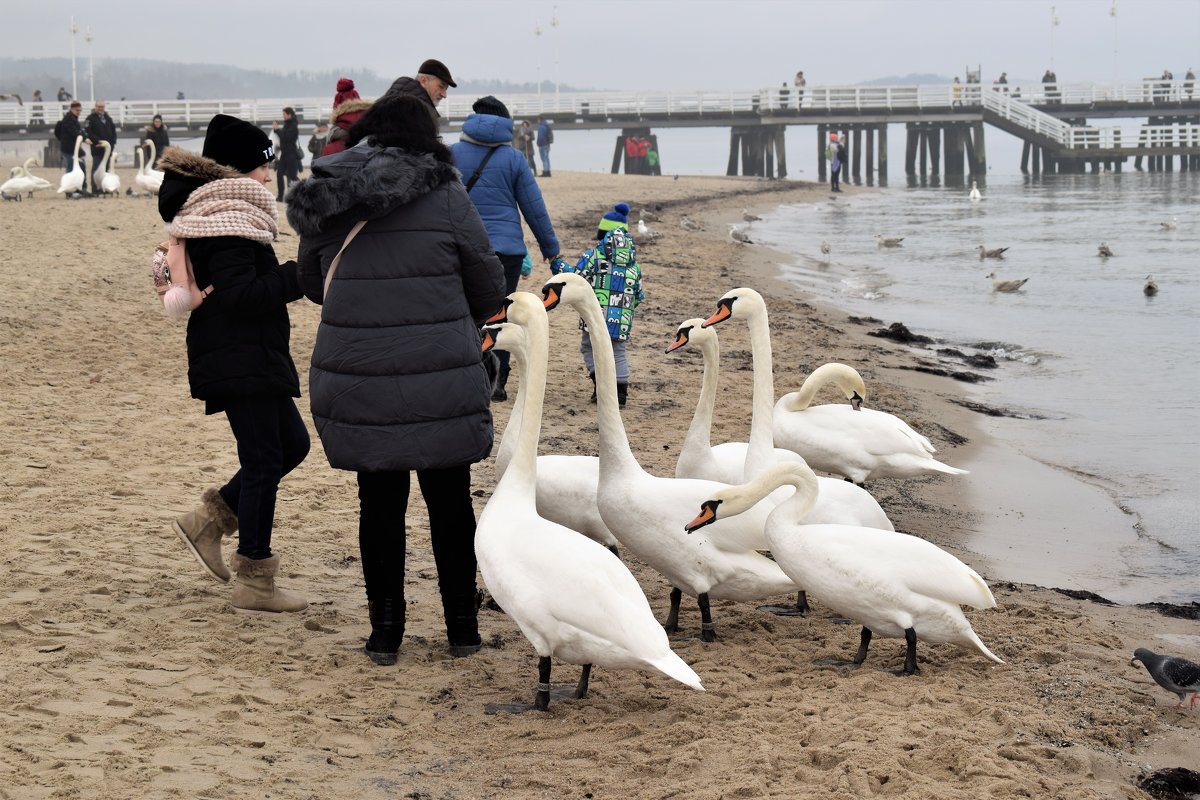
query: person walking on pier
[
  {"left": 826, "top": 132, "right": 845, "bottom": 192},
  {"left": 1185, "top": 68, "right": 1195, "bottom": 100},
  {"left": 794, "top": 71, "right": 806, "bottom": 108}
]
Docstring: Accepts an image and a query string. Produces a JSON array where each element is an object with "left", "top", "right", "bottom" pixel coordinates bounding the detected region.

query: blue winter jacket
[{"left": 450, "top": 114, "right": 560, "bottom": 259}]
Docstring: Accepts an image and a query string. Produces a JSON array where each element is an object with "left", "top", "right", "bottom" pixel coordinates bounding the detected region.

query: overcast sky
[{"left": 8, "top": 0, "right": 1198, "bottom": 90}]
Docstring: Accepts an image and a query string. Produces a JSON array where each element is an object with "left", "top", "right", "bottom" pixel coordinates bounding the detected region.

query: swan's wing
[{"left": 801, "top": 405, "right": 936, "bottom": 456}]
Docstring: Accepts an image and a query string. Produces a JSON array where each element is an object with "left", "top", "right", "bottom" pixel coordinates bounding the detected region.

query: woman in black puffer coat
[{"left": 287, "top": 94, "right": 504, "bottom": 666}]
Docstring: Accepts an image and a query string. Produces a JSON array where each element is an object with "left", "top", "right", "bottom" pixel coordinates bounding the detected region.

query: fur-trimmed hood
[
  {"left": 330, "top": 98, "right": 372, "bottom": 124},
  {"left": 285, "top": 143, "right": 460, "bottom": 236},
  {"left": 158, "top": 148, "right": 243, "bottom": 222}
]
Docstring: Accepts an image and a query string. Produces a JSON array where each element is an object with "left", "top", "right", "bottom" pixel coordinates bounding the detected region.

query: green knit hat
[{"left": 598, "top": 202, "right": 631, "bottom": 233}]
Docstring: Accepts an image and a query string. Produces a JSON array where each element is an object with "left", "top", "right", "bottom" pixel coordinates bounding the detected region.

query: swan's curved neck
[
  {"left": 781, "top": 364, "right": 846, "bottom": 412},
  {"left": 572, "top": 295, "right": 641, "bottom": 474},
  {"left": 679, "top": 336, "right": 719, "bottom": 466},
  {"left": 500, "top": 320, "right": 549, "bottom": 499},
  {"left": 494, "top": 354, "right": 527, "bottom": 478},
  {"left": 744, "top": 305, "right": 776, "bottom": 480},
  {"left": 730, "top": 465, "right": 820, "bottom": 525}
]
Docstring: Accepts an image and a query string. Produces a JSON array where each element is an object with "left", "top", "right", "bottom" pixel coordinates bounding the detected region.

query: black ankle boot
[
  {"left": 491, "top": 367, "right": 509, "bottom": 403},
  {"left": 589, "top": 373, "right": 597, "bottom": 404},
  {"left": 444, "top": 588, "right": 483, "bottom": 658},
  {"left": 365, "top": 598, "right": 404, "bottom": 666},
  {"left": 617, "top": 382, "right": 629, "bottom": 407}
]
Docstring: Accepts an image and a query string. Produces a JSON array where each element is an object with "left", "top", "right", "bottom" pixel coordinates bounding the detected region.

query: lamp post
[
  {"left": 534, "top": 22, "right": 542, "bottom": 109},
  {"left": 1110, "top": 0, "right": 1118, "bottom": 94},
  {"left": 551, "top": 8, "right": 559, "bottom": 110},
  {"left": 70, "top": 17, "right": 78, "bottom": 100},
  {"left": 86, "top": 27, "right": 95, "bottom": 104},
  {"left": 1049, "top": 5, "right": 1060, "bottom": 70}
]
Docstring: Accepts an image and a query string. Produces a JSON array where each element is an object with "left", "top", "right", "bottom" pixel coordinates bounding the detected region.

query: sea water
[{"left": 751, "top": 172, "right": 1198, "bottom": 605}]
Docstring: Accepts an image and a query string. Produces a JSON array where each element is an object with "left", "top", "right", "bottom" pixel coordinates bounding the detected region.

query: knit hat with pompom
[
  {"left": 598, "top": 202, "right": 630, "bottom": 233},
  {"left": 333, "top": 78, "right": 361, "bottom": 108}
]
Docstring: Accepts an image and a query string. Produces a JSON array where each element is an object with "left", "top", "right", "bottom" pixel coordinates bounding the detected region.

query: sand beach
[{"left": 0, "top": 166, "right": 1196, "bottom": 799}]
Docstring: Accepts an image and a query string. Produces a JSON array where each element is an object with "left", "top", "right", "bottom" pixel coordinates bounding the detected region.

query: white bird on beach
[
  {"left": 773, "top": 362, "right": 968, "bottom": 485},
  {"left": 1143, "top": 274, "right": 1158, "bottom": 296},
  {"left": 94, "top": 141, "right": 121, "bottom": 196},
  {"left": 729, "top": 225, "right": 754, "bottom": 244},
  {"left": 636, "top": 218, "right": 660, "bottom": 239},
  {"left": 1159, "top": 217, "right": 1178, "bottom": 231},
  {"left": 685, "top": 460, "right": 1003, "bottom": 674},
  {"left": 136, "top": 145, "right": 165, "bottom": 195},
  {"left": 969, "top": 180, "right": 982, "bottom": 201},
  {"left": 1, "top": 161, "right": 49, "bottom": 200},
  {"left": 680, "top": 215, "right": 704, "bottom": 232},
  {"left": 987, "top": 271, "right": 1029, "bottom": 293},
  {"left": 742, "top": 208, "right": 762, "bottom": 225},
  {"left": 876, "top": 235, "right": 905, "bottom": 248},
  {"left": 544, "top": 273, "right": 801, "bottom": 641},
  {"left": 978, "top": 245, "right": 1009, "bottom": 259},
  {"left": 56, "top": 136, "right": 87, "bottom": 196},
  {"left": 476, "top": 294, "right": 703, "bottom": 713}
]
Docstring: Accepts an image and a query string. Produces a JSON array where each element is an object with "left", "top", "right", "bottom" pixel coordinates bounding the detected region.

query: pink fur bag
[{"left": 151, "top": 235, "right": 212, "bottom": 318}]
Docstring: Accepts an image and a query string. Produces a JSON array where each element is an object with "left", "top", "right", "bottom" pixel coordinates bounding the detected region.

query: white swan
[
  {"left": 139, "top": 140, "right": 165, "bottom": 195},
  {"left": 1, "top": 160, "right": 49, "bottom": 200},
  {"left": 488, "top": 295, "right": 618, "bottom": 552},
  {"left": 19, "top": 158, "right": 52, "bottom": 192},
  {"left": 968, "top": 180, "right": 982, "bottom": 201},
  {"left": 94, "top": 140, "right": 120, "bottom": 196},
  {"left": 56, "top": 136, "right": 87, "bottom": 195},
  {"left": 686, "top": 461, "right": 1003, "bottom": 673},
  {"left": 773, "top": 363, "right": 968, "bottom": 485},
  {"left": 543, "top": 273, "right": 799, "bottom": 641},
  {"left": 692, "top": 288, "right": 894, "bottom": 530},
  {"left": 475, "top": 294, "right": 704, "bottom": 712}
]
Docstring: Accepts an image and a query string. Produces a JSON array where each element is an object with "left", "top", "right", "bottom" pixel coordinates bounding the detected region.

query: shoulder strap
[
  {"left": 464, "top": 146, "right": 500, "bottom": 193},
  {"left": 323, "top": 220, "right": 368, "bottom": 300}
]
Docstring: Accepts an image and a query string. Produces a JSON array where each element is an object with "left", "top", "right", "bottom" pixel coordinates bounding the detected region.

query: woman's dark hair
[{"left": 346, "top": 94, "right": 451, "bottom": 163}]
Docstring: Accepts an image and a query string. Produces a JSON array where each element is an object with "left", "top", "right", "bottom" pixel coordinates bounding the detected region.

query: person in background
[
  {"left": 143, "top": 114, "right": 170, "bottom": 168},
  {"left": 380, "top": 58, "right": 456, "bottom": 134},
  {"left": 84, "top": 99, "right": 116, "bottom": 196},
  {"left": 794, "top": 70, "right": 806, "bottom": 109},
  {"left": 272, "top": 106, "right": 301, "bottom": 201},
  {"left": 159, "top": 114, "right": 309, "bottom": 614},
  {"left": 177, "top": 91, "right": 186, "bottom": 100},
  {"left": 285, "top": 94, "right": 505, "bottom": 666},
  {"left": 57, "top": 87, "right": 72, "bottom": 101},
  {"left": 450, "top": 95, "right": 561, "bottom": 402},
  {"left": 557, "top": 202, "right": 644, "bottom": 408},
  {"left": 952, "top": 76, "right": 963, "bottom": 107},
  {"left": 536, "top": 115, "right": 553, "bottom": 177},
  {"left": 322, "top": 77, "right": 371, "bottom": 157},
  {"left": 1185, "top": 68, "right": 1196, "bottom": 100},
  {"left": 30, "top": 90, "right": 44, "bottom": 127},
  {"left": 56, "top": 100, "right": 90, "bottom": 173},
  {"left": 308, "top": 122, "right": 329, "bottom": 162},
  {"left": 518, "top": 120, "right": 535, "bottom": 170},
  {"left": 826, "top": 131, "right": 844, "bottom": 192}
]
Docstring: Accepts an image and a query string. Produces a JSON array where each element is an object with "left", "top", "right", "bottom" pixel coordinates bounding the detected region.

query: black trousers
[
  {"left": 218, "top": 395, "right": 311, "bottom": 560},
  {"left": 494, "top": 252, "right": 526, "bottom": 376},
  {"left": 356, "top": 465, "right": 479, "bottom": 614},
  {"left": 831, "top": 165, "right": 842, "bottom": 190}
]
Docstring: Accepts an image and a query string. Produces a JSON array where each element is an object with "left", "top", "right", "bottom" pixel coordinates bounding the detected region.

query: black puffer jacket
[
  {"left": 158, "top": 148, "right": 304, "bottom": 413},
  {"left": 286, "top": 143, "right": 505, "bottom": 472}
]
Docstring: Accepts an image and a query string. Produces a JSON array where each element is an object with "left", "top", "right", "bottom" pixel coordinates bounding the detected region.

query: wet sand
[{"left": 0, "top": 166, "right": 1196, "bottom": 799}]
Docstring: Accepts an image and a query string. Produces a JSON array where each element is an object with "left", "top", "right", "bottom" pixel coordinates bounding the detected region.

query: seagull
[
  {"left": 680, "top": 215, "right": 704, "bottom": 232},
  {"left": 819, "top": 240, "right": 831, "bottom": 259},
  {"left": 1131, "top": 648, "right": 1199, "bottom": 709},
  {"left": 741, "top": 208, "right": 762, "bottom": 225},
  {"left": 1144, "top": 274, "right": 1159, "bottom": 296},
  {"left": 636, "top": 218, "right": 660, "bottom": 239},
  {"left": 729, "top": 225, "right": 754, "bottom": 244},
  {"left": 1097, "top": 242, "right": 1114, "bottom": 258},
  {"left": 978, "top": 245, "right": 1009, "bottom": 259},
  {"left": 969, "top": 180, "right": 982, "bottom": 201},
  {"left": 639, "top": 207, "right": 661, "bottom": 222},
  {"left": 875, "top": 235, "right": 904, "bottom": 248},
  {"left": 987, "top": 271, "right": 1028, "bottom": 293},
  {"left": 1159, "top": 218, "right": 1178, "bottom": 231}
]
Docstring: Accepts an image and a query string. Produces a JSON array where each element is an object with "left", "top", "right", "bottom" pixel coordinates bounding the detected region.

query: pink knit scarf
[{"left": 167, "top": 178, "right": 278, "bottom": 243}]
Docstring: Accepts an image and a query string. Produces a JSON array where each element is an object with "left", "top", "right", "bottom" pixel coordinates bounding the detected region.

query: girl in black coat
[
  {"left": 159, "top": 114, "right": 310, "bottom": 615},
  {"left": 272, "top": 107, "right": 301, "bottom": 201}
]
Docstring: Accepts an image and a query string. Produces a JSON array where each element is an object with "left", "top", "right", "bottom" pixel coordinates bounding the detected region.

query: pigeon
[
  {"left": 1097, "top": 242, "right": 1114, "bottom": 258},
  {"left": 978, "top": 245, "right": 1009, "bottom": 259},
  {"left": 741, "top": 208, "right": 762, "bottom": 224},
  {"left": 987, "top": 271, "right": 1028, "bottom": 292},
  {"left": 819, "top": 241, "right": 831, "bottom": 258},
  {"left": 1144, "top": 274, "right": 1159, "bottom": 296},
  {"left": 875, "top": 235, "right": 904, "bottom": 248},
  {"left": 1159, "top": 218, "right": 1178, "bottom": 231},
  {"left": 729, "top": 225, "right": 753, "bottom": 244},
  {"left": 680, "top": 215, "right": 704, "bottom": 232},
  {"left": 1131, "top": 648, "right": 1200, "bottom": 709}
]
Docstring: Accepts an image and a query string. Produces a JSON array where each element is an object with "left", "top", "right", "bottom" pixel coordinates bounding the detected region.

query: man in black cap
[{"left": 381, "top": 58, "right": 457, "bottom": 133}]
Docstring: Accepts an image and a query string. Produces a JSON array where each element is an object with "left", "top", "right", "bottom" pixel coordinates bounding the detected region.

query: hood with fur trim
[
  {"left": 330, "top": 97, "right": 372, "bottom": 125},
  {"left": 285, "top": 143, "right": 460, "bottom": 236},
  {"left": 157, "top": 147, "right": 242, "bottom": 222}
]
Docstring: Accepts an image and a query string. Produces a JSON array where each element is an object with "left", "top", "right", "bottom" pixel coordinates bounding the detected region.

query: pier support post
[
  {"left": 1031, "top": 144, "right": 1041, "bottom": 174},
  {"left": 865, "top": 127, "right": 875, "bottom": 184},
  {"left": 774, "top": 127, "right": 787, "bottom": 179},
  {"left": 878, "top": 124, "right": 888, "bottom": 184},
  {"left": 1021, "top": 140, "right": 1030, "bottom": 174},
  {"left": 918, "top": 128, "right": 928, "bottom": 176},
  {"left": 926, "top": 126, "right": 941, "bottom": 177},
  {"left": 905, "top": 123, "right": 918, "bottom": 176},
  {"left": 972, "top": 122, "right": 987, "bottom": 175},
  {"left": 852, "top": 128, "right": 863, "bottom": 183},
  {"left": 817, "top": 125, "right": 827, "bottom": 181}
]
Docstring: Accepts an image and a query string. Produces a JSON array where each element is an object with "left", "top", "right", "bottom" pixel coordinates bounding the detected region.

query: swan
[
  {"left": 543, "top": 273, "right": 799, "bottom": 641},
  {"left": 968, "top": 180, "right": 982, "bottom": 201},
  {"left": 977, "top": 245, "right": 1009, "bottom": 259},
  {"left": 1, "top": 162, "right": 47, "bottom": 200},
  {"left": 693, "top": 288, "right": 894, "bottom": 529},
  {"left": 18, "top": 158, "right": 52, "bottom": 192},
  {"left": 56, "top": 136, "right": 87, "bottom": 195},
  {"left": 1144, "top": 274, "right": 1158, "bottom": 296},
  {"left": 139, "top": 140, "right": 165, "bottom": 195},
  {"left": 685, "top": 461, "right": 1003, "bottom": 674},
  {"left": 875, "top": 235, "right": 904, "bottom": 248},
  {"left": 773, "top": 362, "right": 968, "bottom": 485},
  {"left": 475, "top": 294, "right": 703, "bottom": 713},
  {"left": 987, "top": 271, "right": 1028, "bottom": 292},
  {"left": 487, "top": 295, "right": 618, "bottom": 553},
  {"left": 94, "top": 140, "right": 121, "bottom": 196}
]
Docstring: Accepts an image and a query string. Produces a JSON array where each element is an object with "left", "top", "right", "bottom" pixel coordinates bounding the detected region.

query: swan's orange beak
[
  {"left": 542, "top": 284, "right": 562, "bottom": 310},
  {"left": 480, "top": 327, "right": 497, "bottom": 353},
  {"left": 702, "top": 298, "right": 733, "bottom": 328},
  {"left": 484, "top": 302, "right": 509, "bottom": 325},
  {"left": 665, "top": 329, "right": 690, "bottom": 353},
  {"left": 684, "top": 501, "right": 719, "bottom": 533}
]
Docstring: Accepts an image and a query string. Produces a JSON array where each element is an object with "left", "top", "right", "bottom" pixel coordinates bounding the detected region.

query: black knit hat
[
  {"left": 472, "top": 95, "right": 510, "bottom": 119},
  {"left": 202, "top": 113, "right": 275, "bottom": 173},
  {"left": 418, "top": 58, "right": 457, "bottom": 88}
]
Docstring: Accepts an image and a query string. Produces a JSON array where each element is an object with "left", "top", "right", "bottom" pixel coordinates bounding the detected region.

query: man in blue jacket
[
  {"left": 536, "top": 115, "right": 553, "bottom": 177},
  {"left": 451, "top": 96, "right": 561, "bottom": 401}
]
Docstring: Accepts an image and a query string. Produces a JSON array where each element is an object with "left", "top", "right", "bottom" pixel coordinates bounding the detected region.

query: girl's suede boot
[
  {"left": 230, "top": 554, "right": 308, "bottom": 614},
  {"left": 172, "top": 488, "right": 237, "bottom": 582}
]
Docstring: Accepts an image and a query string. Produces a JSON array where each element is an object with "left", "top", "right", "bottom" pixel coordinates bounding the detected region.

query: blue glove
[
  {"left": 521, "top": 252, "right": 533, "bottom": 277},
  {"left": 549, "top": 256, "right": 567, "bottom": 275}
]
